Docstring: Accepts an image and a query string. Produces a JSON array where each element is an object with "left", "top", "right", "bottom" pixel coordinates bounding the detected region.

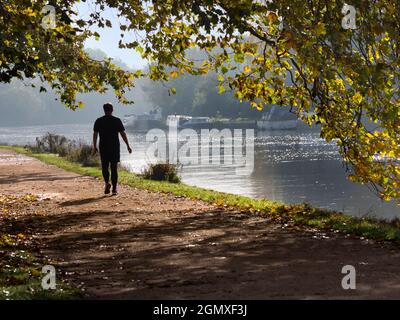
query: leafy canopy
[{"left": 0, "top": 0, "right": 399, "bottom": 203}]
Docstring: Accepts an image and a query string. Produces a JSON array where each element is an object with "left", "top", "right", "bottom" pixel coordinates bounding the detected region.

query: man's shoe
[
  {"left": 104, "top": 183, "right": 111, "bottom": 194},
  {"left": 112, "top": 188, "right": 117, "bottom": 196}
]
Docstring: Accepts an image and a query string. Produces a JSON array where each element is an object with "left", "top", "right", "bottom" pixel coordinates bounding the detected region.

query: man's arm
[
  {"left": 93, "top": 131, "right": 99, "bottom": 154},
  {"left": 120, "top": 131, "right": 132, "bottom": 154}
]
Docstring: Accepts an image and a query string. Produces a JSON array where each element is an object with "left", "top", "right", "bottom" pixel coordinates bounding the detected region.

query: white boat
[
  {"left": 182, "top": 116, "right": 211, "bottom": 128},
  {"left": 166, "top": 115, "right": 211, "bottom": 129}
]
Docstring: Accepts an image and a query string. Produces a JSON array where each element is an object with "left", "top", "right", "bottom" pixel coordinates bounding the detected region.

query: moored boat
[
  {"left": 123, "top": 109, "right": 164, "bottom": 131},
  {"left": 166, "top": 115, "right": 212, "bottom": 129}
]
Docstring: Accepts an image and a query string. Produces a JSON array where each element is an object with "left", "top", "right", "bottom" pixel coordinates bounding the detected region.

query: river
[{"left": 0, "top": 123, "right": 398, "bottom": 220}]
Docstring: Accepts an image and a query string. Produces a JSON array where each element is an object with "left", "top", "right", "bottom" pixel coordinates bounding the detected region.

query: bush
[
  {"left": 142, "top": 163, "right": 181, "bottom": 183},
  {"left": 28, "top": 133, "right": 99, "bottom": 167},
  {"left": 31, "top": 133, "right": 70, "bottom": 156},
  {"left": 66, "top": 143, "right": 99, "bottom": 167}
]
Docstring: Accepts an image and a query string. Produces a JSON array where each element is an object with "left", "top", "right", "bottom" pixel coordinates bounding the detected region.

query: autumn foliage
[{"left": 0, "top": 1, "right": 399, "bottom": 202}]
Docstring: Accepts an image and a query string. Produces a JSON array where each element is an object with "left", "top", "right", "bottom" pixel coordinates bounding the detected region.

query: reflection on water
[{"left": 0, "top": 123, "right": 398, "bottom": 219}]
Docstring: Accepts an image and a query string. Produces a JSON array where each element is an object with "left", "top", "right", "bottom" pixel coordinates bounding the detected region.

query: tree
[
  {"left": 0, "top": 1, "right": 139, "bottom": 109},
  {"left": 141, "top": 67, "right": 261, "bottom": 119},
  {"left": 0, "top": 0, "right": 399, "bottom": 202}
]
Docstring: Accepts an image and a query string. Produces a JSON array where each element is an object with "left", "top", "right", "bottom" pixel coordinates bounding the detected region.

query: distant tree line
[
  {"left": 141, "top": 71, "right": 263, "bottom": 120},
  {"left": 0, "top": 48, "right": 267, "bottom": 126}
]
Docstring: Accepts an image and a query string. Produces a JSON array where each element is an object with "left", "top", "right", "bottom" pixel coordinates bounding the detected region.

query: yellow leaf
[
  {"left": 170, "top": 71, "right": 179, "bottom": 78},
  {"left": 352, "top": 92, "right": 363, "bottom": 104},
  {"left": 243, "top": 66, "right": 251, "bottom": 74}
]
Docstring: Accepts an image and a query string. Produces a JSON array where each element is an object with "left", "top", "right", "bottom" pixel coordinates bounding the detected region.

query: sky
[{"left": 75, "top": 2, "right": 147, "bottom": 70}]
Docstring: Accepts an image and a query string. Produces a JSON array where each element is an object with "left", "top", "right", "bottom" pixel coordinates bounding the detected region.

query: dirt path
[{"left": 1, "top": 149, "right": 400, "bottom": 299}]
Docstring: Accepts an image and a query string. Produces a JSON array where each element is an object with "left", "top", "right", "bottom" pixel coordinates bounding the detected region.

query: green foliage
[
  {"left": 122, "top": 0, "right": 400, "bottom": 203},
  {"left": 142, "top": 163, "right": 181, "bottom": 183}
]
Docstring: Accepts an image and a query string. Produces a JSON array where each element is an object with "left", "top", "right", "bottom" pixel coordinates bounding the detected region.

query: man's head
[{"left": 103, "top": 103, "right": 113, "bottom": 115}]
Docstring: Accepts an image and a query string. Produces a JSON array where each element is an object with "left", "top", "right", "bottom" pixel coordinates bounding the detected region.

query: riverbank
[{"left": 1, "top": 146, "right": 400, "bottom": 298}]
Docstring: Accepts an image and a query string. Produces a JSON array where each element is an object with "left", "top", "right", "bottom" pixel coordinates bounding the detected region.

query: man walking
[{"left": 93, "top": 103, "right": 132, "bottom": 195}]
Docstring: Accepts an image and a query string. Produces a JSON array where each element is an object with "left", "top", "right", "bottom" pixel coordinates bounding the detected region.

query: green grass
[
  {"left": 0, "top": 249, "right": 82, "bottom": 300},
  {"left": 3, "top": 145, "right": 400, "bottom": 245}
]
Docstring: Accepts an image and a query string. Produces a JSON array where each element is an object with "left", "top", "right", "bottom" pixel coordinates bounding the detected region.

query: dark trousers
[{"left": 101, "top": 159, "right": 118, "bottom": 188}]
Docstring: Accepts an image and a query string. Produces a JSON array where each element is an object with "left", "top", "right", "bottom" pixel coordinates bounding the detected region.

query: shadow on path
[
  {"left": 60, "top": 196, "right": 108, "bottom": 207},
  {"left": 18, "top": 206, "right": 400, "bottom": 299}
]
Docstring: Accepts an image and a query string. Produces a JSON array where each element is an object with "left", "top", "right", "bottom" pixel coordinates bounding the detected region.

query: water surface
[{"left": 0, "top": 123, "right": 398, "bottom": 220}]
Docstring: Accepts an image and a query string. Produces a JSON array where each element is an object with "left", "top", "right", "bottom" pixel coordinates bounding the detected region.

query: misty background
[{"left": 0, "top": 47, "right": 270, "bottom": 126}]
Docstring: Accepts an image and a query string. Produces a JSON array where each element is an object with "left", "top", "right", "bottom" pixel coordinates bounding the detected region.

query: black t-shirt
[{"left": 93, "top": 115, "right": 125, "bottom": 154}]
